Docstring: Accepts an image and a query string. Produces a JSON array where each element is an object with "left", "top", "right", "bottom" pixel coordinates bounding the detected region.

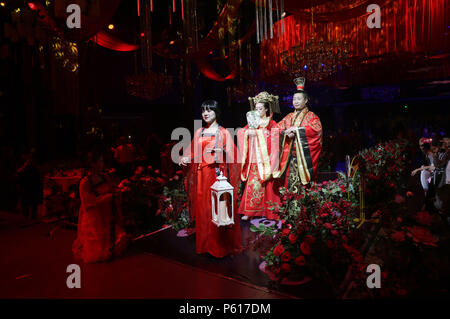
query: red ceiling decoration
[
  {"left": 92, "top": 31, "right": 140, "bottom": 52},
  {"left": 260, "top": 0, "right": 450, "bottom": 82}
]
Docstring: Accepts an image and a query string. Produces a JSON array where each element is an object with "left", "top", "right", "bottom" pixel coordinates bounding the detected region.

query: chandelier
[
  {"left": 281, "top": 37, "right": 350, "bottom": 82},
  {"left": 126, "top": 71, "right": 173, "bottom": 101},
  {"left": 280, "top": 2, "right": 350, "bottom": 82}
]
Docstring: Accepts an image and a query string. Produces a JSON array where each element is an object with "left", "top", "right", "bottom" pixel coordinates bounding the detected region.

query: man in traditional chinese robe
[{"left": 273, "top": 77, "right": 322, "bottom": 193}]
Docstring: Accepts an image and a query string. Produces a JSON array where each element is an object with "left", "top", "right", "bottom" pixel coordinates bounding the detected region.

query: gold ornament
[{"left": 248, "top": 91, "right": 280, "bottom": 114}]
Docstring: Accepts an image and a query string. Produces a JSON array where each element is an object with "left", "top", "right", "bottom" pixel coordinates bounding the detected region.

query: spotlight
[
  {"left": 169, "top": 40, "right": 175, "bottom": 45},
  {"left": 108, "top": 24, "right": 114, "bottom": 30},
  {"left": 0, "top": 2, "right": 5, "bottom": 7}
]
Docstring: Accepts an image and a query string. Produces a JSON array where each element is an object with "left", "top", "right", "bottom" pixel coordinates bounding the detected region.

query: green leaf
[{"left": 250, "top": 224, "right": 259, "bottom": 233}]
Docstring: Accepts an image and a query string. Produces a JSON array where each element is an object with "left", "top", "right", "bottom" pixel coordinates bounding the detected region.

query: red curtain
[{"left": 260, "top": 0, "right": 450, "bottom": 80}]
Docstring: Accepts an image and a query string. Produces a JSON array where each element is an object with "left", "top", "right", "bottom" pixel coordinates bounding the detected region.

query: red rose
[
  {"left": 406, "top": 226, "right": 439, "bottom": 247},
  {"left": 331, "top": 230, "right": 339, "bottom": 236},
  {"left": 300, "top": 242, "right": 311, "bottom": 256},
  {"left": 304, "top": 235, "right": 315, "bottom": 245},
  {"left": 391, "top": 230, "right": 405, "bottom": 242},
  {"left": 271, "top": 266, "right": 281, "bottom": 276},
  {"left": 281, "top": 228, "right": 291, "bottom": 237},
  {"left": 324, "top": 223, "right": 333, "bottom": 229},
  {"left": 281, "top": 263, "right": 291, "bottom": 273},
  {"left": 415, "top": 211, "right": 433, "bottom": 226},
  {"left": 295, "top": 255, "right": 306, "bottom": 266},
  {"left": 273, "top": 244, "right": 285, "bottom": 256},
  {"left": 281, "top": 251, "right": 292, "bottom": 262},
  {"left": 288, "top": 233, "right": 298, "bottom": 244}
]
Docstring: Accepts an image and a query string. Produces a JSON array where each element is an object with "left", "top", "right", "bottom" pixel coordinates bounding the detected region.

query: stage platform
[{"left": 133, "top": 218, "right": 336, "bottom": 299}]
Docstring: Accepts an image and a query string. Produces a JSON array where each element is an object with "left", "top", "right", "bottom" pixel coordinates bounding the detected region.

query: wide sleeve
[
  {"left": 303, "top": 112, "right": 323, "bottom": 177},
  {"left": 277, "top": 113, "right": 291, "bottom": 131},
  {"left": 182, "top": 128, "right": 203, "bottom": 163},
  {"left": 236, "top": 125, "right": 250, "bottom": 181},
  {"left": 182, "top": 131, "right": 201, "bottom": 221},
  {"left": 220, "top": 128, "right": 241, "bottom": 191},
  {"left": 267, "top": 120, "right": 281, "bottom": 174}
]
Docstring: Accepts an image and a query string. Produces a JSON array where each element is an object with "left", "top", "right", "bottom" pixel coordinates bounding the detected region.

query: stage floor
[{"left": 133, "top": 218, "right": 336, "bottom": 299}]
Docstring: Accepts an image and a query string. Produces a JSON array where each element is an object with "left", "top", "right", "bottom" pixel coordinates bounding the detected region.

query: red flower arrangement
[
  {"left": 257, "top": 139, "right": 442, "bottom": 297},
  {"left": 414, "top": 211, "right": 433, "bottom": 226},
  {"left": 405, "top": 226, "right": 439, "bottom": 247}
]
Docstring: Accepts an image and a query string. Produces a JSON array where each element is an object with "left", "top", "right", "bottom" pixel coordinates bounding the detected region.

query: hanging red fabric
[
  {"left": 194, "top": 57, "right": 238, "bottom": 82},
  {"left": 92, "top": 31, "right": 140, "bottom": 52},
  {"left": 181, "top": 0, "right": 184, "bottom": 20},
  {"left": 260, "top": 0, "right": 450, "bottom": 80}
]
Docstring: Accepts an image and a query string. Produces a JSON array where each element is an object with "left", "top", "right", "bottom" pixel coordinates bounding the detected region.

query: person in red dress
[
  {"left": 237, "top": 92, "right": 282, "bottom": 220},
  {"left": 73, "top": 150, "right": 129, "bottom": 263},
  {"left": 273, "top": 77, "right": 323, "bottom": 193},
  {"left": 179, "top": 100, "right": 242, "bottom": 258}
]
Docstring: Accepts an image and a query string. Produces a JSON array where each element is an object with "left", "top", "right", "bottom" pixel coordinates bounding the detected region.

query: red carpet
[{"left": 0, "top": 211, "right": 288, "bottom": 299}]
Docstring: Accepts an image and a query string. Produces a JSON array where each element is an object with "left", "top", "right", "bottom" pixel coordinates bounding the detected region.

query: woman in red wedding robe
[
  {"left": 237, "top": 92, "right": 282, "bottom": 220},
  {"left": 179, "top": 100, "right": 242, "bottom": 258},
  {"left": 73, "top": 151, "right": 129, "bottom": 263},
  {"left": 273, "top": 78, "right": 322, "bottom": 193}
]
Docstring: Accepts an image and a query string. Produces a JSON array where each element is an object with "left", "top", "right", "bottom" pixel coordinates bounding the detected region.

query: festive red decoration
[
  {"left": 92, "top": 31, "right": 140, "bottom": 52},
  {"left": 152, "top": 0, "right": 254, "bottom": 81},
  {"left": 260, "top": 0, "right": 450, "bottom": 81}
]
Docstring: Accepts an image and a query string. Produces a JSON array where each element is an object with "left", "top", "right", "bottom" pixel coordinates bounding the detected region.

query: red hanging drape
[
  {"left": 260, "top": 0, "right": 450, "bottom": 80},
  {"left": 92, "top": 31, "right": 140, "bottom": 52}
]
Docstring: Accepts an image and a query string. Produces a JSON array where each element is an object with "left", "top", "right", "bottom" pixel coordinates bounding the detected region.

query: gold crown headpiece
[
  {"left": 294, "top": 77, "right": 306, "bottom": 91},
  {"left": 248, "top": 91, "right": 280, "bottom": 114}
]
